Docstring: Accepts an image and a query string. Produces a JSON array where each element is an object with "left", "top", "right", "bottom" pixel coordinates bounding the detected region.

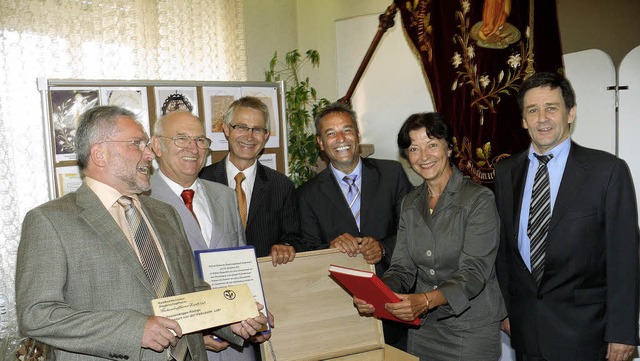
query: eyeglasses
[
  {"left": 157, "top": 135, "right": 211, "bottom": 149},
  {"left": 228, "top": 124, "right": 268, "bottom": 136},
  {"left": 100, "top": 139, "right": 150, "bottom": 151}
]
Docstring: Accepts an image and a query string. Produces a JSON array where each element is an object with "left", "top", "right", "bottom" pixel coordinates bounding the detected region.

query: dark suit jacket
[
  {"left": 297, "top": 158, "right": 413, "bottom": 274},
  {"left": 199, "top": 158, "right": 301, "bottom": 257},
  {"left": 15, "top": 183, "right": 209, "bottom": 361},
  {"left": 495, "top": 142, "right": 639, "bottom": 361}
]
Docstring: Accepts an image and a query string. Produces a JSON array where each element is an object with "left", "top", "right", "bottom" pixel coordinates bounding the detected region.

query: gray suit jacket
[
  {"left": 15, "top": 183, "right": 208, "bottom": 361},
  {"left": 149, "top": 173, "right": 246, "bottom": 251},
  {"left": 383, "top": 168, "right": 506, "bottom": 332},
  {"left": 149, "top": 173, "right": 253, "bottom": 361}
]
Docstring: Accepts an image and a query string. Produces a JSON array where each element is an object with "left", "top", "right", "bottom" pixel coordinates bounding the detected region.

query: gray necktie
[
  {"left": 343, "top": 175, "right": 361, "bottom": 229},
  {"left": 117, "top": 196, "right": 187, "bottom": 360},
  {"left": 528, "top": 154, "right": 553, "bottom": 284}
]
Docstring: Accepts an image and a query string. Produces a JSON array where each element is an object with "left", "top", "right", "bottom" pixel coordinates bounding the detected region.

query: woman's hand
[
  {"left": 353, "top": 296, "right": 375, "bottom": 315},
  {"left": 385, "top": 293, "right": 431, "bottom": 321}
]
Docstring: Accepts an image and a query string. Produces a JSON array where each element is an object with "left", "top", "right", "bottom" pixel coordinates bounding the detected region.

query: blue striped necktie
[{"left": 343, "top": 175, "right": 361, "bottom": 229}]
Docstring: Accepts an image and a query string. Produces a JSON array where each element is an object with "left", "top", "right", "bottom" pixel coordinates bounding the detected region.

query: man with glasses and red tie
[
  {"left": 149, "top": 110, "right": 272, "bottom": 361},
  {"left": 199, "top": 97, "right": 302, "bottom": 267},
  {"left": 16, "top": 106, "right": 267, "bottom": 361}
]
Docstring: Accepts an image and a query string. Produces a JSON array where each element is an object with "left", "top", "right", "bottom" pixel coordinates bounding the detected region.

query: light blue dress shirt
[{"left": 518, "top": 137, "right": 571, "bottom": 270}]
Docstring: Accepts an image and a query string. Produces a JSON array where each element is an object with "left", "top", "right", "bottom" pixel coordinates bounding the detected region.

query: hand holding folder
[{"left": 328, "top": 264, "right": 421, "bottom": 326}]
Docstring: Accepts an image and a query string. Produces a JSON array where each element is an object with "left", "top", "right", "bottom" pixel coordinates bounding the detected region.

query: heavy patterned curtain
[
  {"left": 0, "top": 0, "right": 246, "bottom": 350},
  {"left": 394, "top": 0, "right": 563, "bottom": 185}
]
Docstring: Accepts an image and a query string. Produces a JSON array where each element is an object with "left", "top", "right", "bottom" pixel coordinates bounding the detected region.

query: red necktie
[{"left": 180, "top": 189, "right": 199, "bottom": 224}]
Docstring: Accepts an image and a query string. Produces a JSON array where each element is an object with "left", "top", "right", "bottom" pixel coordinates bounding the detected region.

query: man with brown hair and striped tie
[
  {"left": 495, "top": 72, "right": 639, "bottom": 361},
  {"left": 16, "top": 106, "right": 267, "bottom": 361}
]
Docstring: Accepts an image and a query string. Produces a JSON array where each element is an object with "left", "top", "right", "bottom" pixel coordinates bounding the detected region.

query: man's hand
[
  {"left": 500, "top": 317, "right": 511, "bottom": 336},
  {"left": 359, "top": 236, "right": 383, "bottom": 264},
  {"left": 270, "top": 244, "right": 296, "bottom": 266},
  {"left": 231, "top": 303, "right": 269, "bottom": 339},
  {"left": 142, "top": 316, "right": 181, "bottom": 352},
  {"left": 329, "top": 233, "right": 360, "bottom": 257},
  {"left": 203, "top": 335, "right": 229, "bottom": 352},
  {"left": 606, "top": 342, "right": 636, "bottom": 361}
]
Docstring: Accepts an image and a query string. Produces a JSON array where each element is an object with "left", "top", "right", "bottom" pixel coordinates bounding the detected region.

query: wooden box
[{"left": 257, "top": 249, "right": 417, "bottom": 361}]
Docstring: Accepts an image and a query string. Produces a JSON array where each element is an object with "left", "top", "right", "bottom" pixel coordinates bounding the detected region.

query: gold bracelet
[
  {"left": 422, "top": 292, "right": 431, "bottom": 310},
  {"left": 419, "top": 292, "right": 431, "bottom": 318}
]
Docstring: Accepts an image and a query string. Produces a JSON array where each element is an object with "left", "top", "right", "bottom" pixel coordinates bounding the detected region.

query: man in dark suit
[
  {"left": 15, "top": 106, "right": 266, "bottom": 361},
  {"left": 296, "top": 102, "right": 413, "bottom": 349},
  {"left": 199, "top": 96, "right": 301, "bottom": 266},
  {"left": 495, "top": 72, "right": 639, "bottom": 361},
  {"left": 149, "top": 110, "right": 269, "bottom": 361}
]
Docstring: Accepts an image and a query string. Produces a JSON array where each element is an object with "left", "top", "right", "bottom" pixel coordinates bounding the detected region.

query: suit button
[
  {"left": 426, "top": 250, "right": 432, "bottom": 257},
  {"left": 429, "top": 269, "right": 435, "bottom": 275},
  {"left": 537, "top": 294, "right": 543, "bottom": 300}
]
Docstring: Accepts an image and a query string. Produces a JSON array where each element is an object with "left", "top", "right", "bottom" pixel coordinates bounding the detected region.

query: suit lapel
[
  {"left": 150, "top": 173, "right": 208, "bottom": 250},
  {"left": 140, "top": 198, "right": 189, "bottom": 294},
  {"left": 248, "top": 163, "right": 268, "bottom": 227},
  {"left": 549, "top": 143, "right": 587, "bottom": 232},
  {"left": 360, "top": 161, "right": 378, "bottom": 231},
  {"left": 76, "top": 184, "right": 156, "bottom": 297},
  {"left": 211, "top": 159, "right": 229, "bottom": 185},
  {"left": 318, "top": 168, "right": 359, "bottom": 232},
  {"left": 201, "top": 181, "right": 226, "bottom": 249},
  {"left": 511, "top": 154, "right": 529, "bottom": 235}
]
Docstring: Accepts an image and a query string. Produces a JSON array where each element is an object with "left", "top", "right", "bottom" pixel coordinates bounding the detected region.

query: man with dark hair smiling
[
  {"left": 296, "top": 102, "right": 413, "bottom": 350},
  {"left": 495, "top": 72, "right": 639, "bottom": 361}
]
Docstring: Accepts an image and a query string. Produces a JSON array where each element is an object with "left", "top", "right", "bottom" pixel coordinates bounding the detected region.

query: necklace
[{"left": 428, "top": 188, "right": 442, "bottom": 197}]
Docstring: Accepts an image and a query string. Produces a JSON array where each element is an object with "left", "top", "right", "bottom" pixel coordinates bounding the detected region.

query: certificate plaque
[{"left": 195, "top": 246, "right": 269, "bottom": 334}]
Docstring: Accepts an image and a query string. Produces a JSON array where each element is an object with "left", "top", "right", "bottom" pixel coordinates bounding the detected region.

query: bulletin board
[{"left": 37, "top": 78, "right": 287, "bottom": 198}]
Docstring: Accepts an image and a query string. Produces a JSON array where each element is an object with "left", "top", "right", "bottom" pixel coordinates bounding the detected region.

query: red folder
[{"left": 328, "top": 264, "right": 421, "bottom": 326}]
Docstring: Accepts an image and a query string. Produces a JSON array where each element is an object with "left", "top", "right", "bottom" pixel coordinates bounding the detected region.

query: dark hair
[
  {"left": 517, "top": 71, "right": 576, "bottom": 113},
  {"left": 75, "top": 106, "right": 136, "bottom": 171},
  {"left": 313, "top": 102, "right": 358, "bottom": 135},
  {"left": 397, "top": 112, "right": 453, "bottom": 161},
  {"left": 224, "top": 96, "right": 270, "bottom": 131}
]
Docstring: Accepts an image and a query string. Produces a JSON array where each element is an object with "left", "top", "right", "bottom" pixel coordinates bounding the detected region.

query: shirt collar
[
  {"left": 528, "top": 137, "right": 571, "bottom": 164},
  {"left": 84, "top": 176, "right": 139, "bottom": 209},
  {"left": 225, "top": 156, "right": 258, "bottom": 183},
  {"left": 330, "top": 158, "right": 363, "bottom": 182},
  {"left": 158, "top": 169, "right": 198, "bottom": 197}
]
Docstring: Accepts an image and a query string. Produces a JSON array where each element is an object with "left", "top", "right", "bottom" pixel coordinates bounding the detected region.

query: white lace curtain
[{"left": 0, "top": 0, "right": 246, "bottom": 340}]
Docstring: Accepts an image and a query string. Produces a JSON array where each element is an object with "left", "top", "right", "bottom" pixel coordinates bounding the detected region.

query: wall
[
  {"left": 557, "top": 0, "right": 640, "bottom": 68},
  {"left": 244, "top": 0, "right": 298, "bottom": 82},
  {"left": 244, "top": 0, "right": 640, "bottom": 103}
]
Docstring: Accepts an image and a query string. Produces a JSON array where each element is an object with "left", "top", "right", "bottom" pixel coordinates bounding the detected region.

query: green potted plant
[{"left": 265, "top": 49, "right": 330, "bottom": 187}]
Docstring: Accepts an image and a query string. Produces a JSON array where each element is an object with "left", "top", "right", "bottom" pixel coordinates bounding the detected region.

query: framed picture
[
  {"left": 55, "top": 165, "right": 82, "bottom": 196},
  {"left": 50, "top": 87, "right": 100, "bottom": 162},
  {"left": 101, "top": 87, "right": 150, "bottom": 135},
  {"left": 154, "top": 87, "right": 199, "bottom": 118},
  {"left": 241, "top": 87, "right": 280, "bottom": 149},
  {"left": 202, "top": 86, "right": 242, "bottom": 151}
]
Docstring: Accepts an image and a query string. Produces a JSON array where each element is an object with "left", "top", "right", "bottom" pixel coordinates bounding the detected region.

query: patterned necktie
[
  {"left": 235, "top": 172, "right": 247, "bottom": 229},
  {"left": 118, "top": 196, "right": 175, "bottom": 297},
  {"left": 117, "top": 197, "right": 187, "bottom": 360},
  {"left": 180, "top": 189, "right": 199, "bottom": 225},
  {"left": 528, "top": 154, "right": 553, "bottom": 284},
  {"left": 343, "top": 175, "right": 361, "bottom": 229}
]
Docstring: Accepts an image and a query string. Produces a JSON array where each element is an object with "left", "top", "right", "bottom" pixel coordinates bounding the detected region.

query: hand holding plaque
[{"left": 152, "top": 284, "right": 259, "bottom": 334}]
